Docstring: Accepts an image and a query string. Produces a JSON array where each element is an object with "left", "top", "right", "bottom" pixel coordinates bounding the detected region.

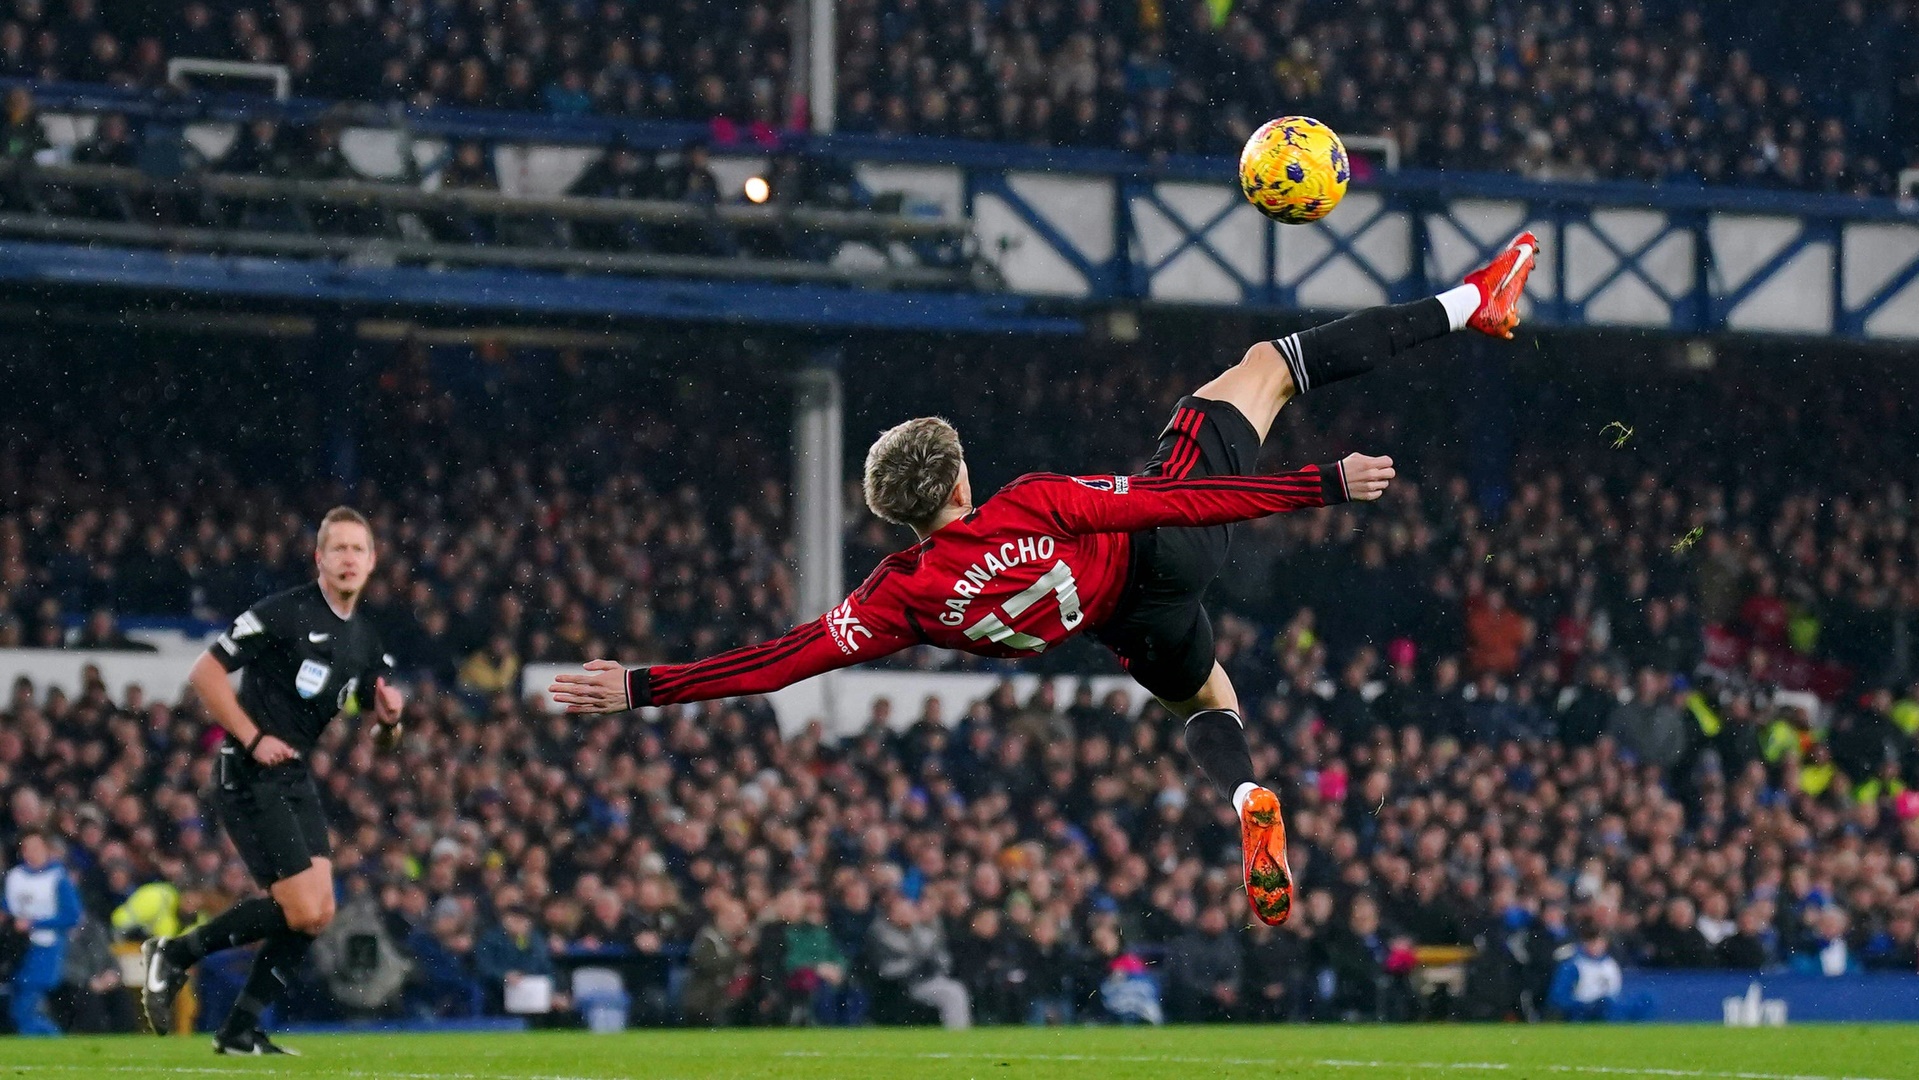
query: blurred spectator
[
  {"left": 218, "top": 118, "right": 301, "bottom": 177},
  {"left": 50, "top": 912, "right": 136, "bottom": 1033},
  {"left": 1466, "top": 589, "right": 1530, "bottom": 676},
  {"left": 1, "top": 87, "right": 47, "bottom": 161},
  {"left": 1642, "top": 898, "right": 1713, "bottom": 968},
  {"left": 1165, "top": 904, "right": 1243, "bottom": 1023},
  {"left": 1792, "top": 907, "right": 1862, "bottom": 977},
  {"left": 4, "top": 833, "right": 81, "bottom": 1036},
  {"left": 1312, "top": 894, "right": 1393, "bottom": 1022},
  {"left": 1084, "top": 923, "right": 1161, "bottom": 1025},
  {"left": 458, "top": 635, "right": 522, "bottom": 703},
  {"left": 951, "top": 905, "right": 1021, "bottom": 1025},
  {"left": 867, "top": 895, "right": 970, "bottom": 1030},
  {"left": 71, "top": 112, "right": 135, "bottom": 167},
  {"left": 1607, "top": 671, "right": 1691, "bottom": 771},
  {"left": 475, "top": 907, "right": 555, "bottom": 1016},
  {"left": 404, "top": 905, "right": 484, "bottom": 1019},
  {"left": 436, "top": 141, "right": 496, "bottom": 192},
  {"left": 682, "top": 900, "right": 752, "bottom": 1026},
  {"left": 779, "top": 890, "right": 849, "bottom": 1025},
  {"left": 69, "top": 610, "right": 151, "bottom": 652},
  {"left": 1013, "top": 915, "right": 1074, "bottom": 1025},
  {"left": 1548, "top": 922, "right": 1653, "bottom": 1022}
]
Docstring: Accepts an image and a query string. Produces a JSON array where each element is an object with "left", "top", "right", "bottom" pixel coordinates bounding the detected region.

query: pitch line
[
  {"left": 783, "top": 1049, "right": 1898, "bottom": 1080},
  {"left": 0, "top": 1067, "right": 611, "bottom": 1080},
  {"left": 1316, "top": 1058, "right": 1900, "bottom": 1080}
]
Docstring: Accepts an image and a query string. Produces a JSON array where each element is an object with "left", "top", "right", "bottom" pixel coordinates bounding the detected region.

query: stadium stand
[
  {"left": 0, "top": 1, "right": 1910, "bottom": 193},
  {"left": 3, "top": 321, "right": 1918, "bottom": 1030}
]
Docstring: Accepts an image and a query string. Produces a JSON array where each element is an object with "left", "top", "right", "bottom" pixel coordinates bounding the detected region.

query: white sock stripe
[{"left": 1272, "top": 334, "right": 1309, "bottom": 393}]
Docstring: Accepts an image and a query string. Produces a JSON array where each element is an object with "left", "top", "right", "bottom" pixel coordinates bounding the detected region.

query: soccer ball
[{"left": 1239, "top": 116, "right": 1350, "bottom": 224}]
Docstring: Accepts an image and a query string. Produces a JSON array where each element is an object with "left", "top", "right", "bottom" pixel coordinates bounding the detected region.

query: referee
[{"left": 140, "top": 507, "right": 403, "bottom": 1055}]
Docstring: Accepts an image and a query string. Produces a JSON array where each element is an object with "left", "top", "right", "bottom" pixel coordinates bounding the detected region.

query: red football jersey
[{"left": 630, "top": 464, "right": 1348, "bottom": 707}]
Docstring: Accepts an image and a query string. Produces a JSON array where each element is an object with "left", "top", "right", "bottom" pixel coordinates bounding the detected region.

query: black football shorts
[
  {"left": 1092, "top": 394, "right": 1263, "bottom": 703},
  {"left": 216, "top": 744, "right": 332, "bottom": 887}
]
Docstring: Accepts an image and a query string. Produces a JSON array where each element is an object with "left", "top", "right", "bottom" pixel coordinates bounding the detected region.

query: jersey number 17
[{"left": 962, "top": 561, "right": 1083, "bottom": 653}]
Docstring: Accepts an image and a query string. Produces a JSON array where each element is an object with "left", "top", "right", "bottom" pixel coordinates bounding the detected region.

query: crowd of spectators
[
  {"left": 4, "top": 642, "right": 1918, "bottom": 1032},
  {"left": 834, "top": 0, "right": 1918, "bottom": 194},
  {"left": 3, "top": 324, "right": 1919, "bottom": 1032},
  {"left": 0, "top": 0, "right": 1912, "bottom": 195},
  {"left": 0, "top": 326, "right": 801, "bottom": 690}
]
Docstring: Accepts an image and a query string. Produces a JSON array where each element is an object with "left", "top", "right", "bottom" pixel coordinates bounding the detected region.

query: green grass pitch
[{"left": 5, "top": 1025, "right": 1918, "bottom": 1080}]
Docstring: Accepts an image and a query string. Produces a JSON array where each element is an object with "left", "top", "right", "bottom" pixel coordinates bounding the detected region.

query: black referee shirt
[{"left": 210, "top": 581, "right": 393, "bottom": 755}]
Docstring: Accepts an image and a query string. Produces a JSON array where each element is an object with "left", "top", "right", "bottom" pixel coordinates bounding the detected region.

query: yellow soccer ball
[{"left": 1238, "top": 116, "right": 1350, "bottom": 224}]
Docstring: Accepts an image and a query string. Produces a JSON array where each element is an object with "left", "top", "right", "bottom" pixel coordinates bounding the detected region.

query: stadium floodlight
[{"left": 166, "top": 58, "right": 291, "bottom": 101}]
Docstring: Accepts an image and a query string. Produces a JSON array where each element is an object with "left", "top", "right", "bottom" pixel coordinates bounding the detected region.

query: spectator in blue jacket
[
  {"left": 405, "top": 905, "right": 484, "bottom": 1019},
  {"left": 3, "top": 832, "right": 82, "bottom": 1036},
  {"left": 1790, "top": 907, "right": 1863, "bottom": 977},
  {"left": 474, "top": 907, "right": 554, "bottom": 1014},
  {"left": 1548, "top": 921, "right": 1654, "bottom": 1022}
]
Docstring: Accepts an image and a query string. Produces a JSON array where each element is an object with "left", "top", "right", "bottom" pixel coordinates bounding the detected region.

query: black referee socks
[
  {"left": 1272, "top": 297, "right": 1453, "bottom": 395},
  {"left": 165, "top": 896, "right": 289, "bottom": 965},
  {"left": 221, "top": 928, "right": 316, "bottom": 1039},
  {"left": 1183, "top": 708, "right": 1257, "bottom": 801}
]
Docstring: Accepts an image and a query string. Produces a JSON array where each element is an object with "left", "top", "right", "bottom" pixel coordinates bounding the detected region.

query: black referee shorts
[
  {"left": 1093, "top": 394, "right": 1264, "bottom": 703},
  {"left": 215, "top": 745, "right": 331, "bottom": 888}
]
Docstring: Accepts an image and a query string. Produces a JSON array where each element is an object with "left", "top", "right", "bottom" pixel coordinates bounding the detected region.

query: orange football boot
[
  {"left": 1240, "top": 786, "right": 1294, "bottom": 926},
  {"left": 1462, "top": 230, "right": 1540, "bottom": 339}
]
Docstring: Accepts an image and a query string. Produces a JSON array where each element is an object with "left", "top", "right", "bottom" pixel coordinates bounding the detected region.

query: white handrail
[
  {"left": 166, "top": 58, "right": 290, "bottom": 101},
  {"left": 1341, "top": 133, "right": 1400, "bottom": 172}
]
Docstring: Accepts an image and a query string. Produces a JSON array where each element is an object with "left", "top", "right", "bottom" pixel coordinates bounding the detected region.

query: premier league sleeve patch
[{"left": 295, "top": 659, "right": 332, "bottom": 699}]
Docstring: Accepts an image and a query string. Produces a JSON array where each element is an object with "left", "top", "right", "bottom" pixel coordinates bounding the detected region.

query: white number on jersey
[{"left": 962, "top": 560, "right": 1083, "bottom": 653}]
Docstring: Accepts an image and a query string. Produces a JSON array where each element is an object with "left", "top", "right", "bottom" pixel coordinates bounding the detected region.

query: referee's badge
[{"left": 295, "top": 659, "right": 331, "bottom": 699}]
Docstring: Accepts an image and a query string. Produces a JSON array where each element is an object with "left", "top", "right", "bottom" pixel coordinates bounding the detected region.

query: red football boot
[
  {"left": 1240, "top": 786, "right": 1294, "bottom": 926},
  {"left": 1462, "top": 230, "right": 1540, "bottom": 339}
]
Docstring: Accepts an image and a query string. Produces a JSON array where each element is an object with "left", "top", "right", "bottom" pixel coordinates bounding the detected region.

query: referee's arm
[{"left": 192, "top": 608, "right": 299, "bottom": 766}]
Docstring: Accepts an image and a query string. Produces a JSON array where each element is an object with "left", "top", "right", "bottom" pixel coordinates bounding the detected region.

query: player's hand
[
  {"left": 548, "top": 659, "right": 632, "bottom": 714},
  {"left": 372, "top": 676, "right": 405, "bottom": 726},
  {"left": 1341, "top": 453, "right": 1395, "bottom": 501},
  {"left": 251, "top": 734, "right": 299, "bottom": 766}
]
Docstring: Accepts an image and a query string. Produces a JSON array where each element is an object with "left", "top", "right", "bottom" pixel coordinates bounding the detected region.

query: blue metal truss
[
  {"left": 1127, "top": 182, "right": 1260, "bottom": 299},
  {"left": 978, "top": 164, "right": 1919, "bottom": 339}
]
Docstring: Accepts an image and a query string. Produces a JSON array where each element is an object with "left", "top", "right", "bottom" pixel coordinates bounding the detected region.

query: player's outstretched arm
[
  {"left": 549, "top": 600, "right": 914, "bottom": 714},
  {"left": 1030, "top": 451, "right": 1393, "bottom": 536}
]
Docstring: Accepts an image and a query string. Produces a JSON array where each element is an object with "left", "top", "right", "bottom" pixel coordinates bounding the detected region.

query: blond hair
[
  {"left": 317, "top": 506, "right": 373, "bottom": 551},
  {"left": 862, "top": 417, "right": 964, "bottom": 530}
]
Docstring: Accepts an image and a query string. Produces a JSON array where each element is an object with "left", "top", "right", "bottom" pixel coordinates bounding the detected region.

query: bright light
[{"left": 743, "top": 176, "right": 770, "bottom": 204}]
